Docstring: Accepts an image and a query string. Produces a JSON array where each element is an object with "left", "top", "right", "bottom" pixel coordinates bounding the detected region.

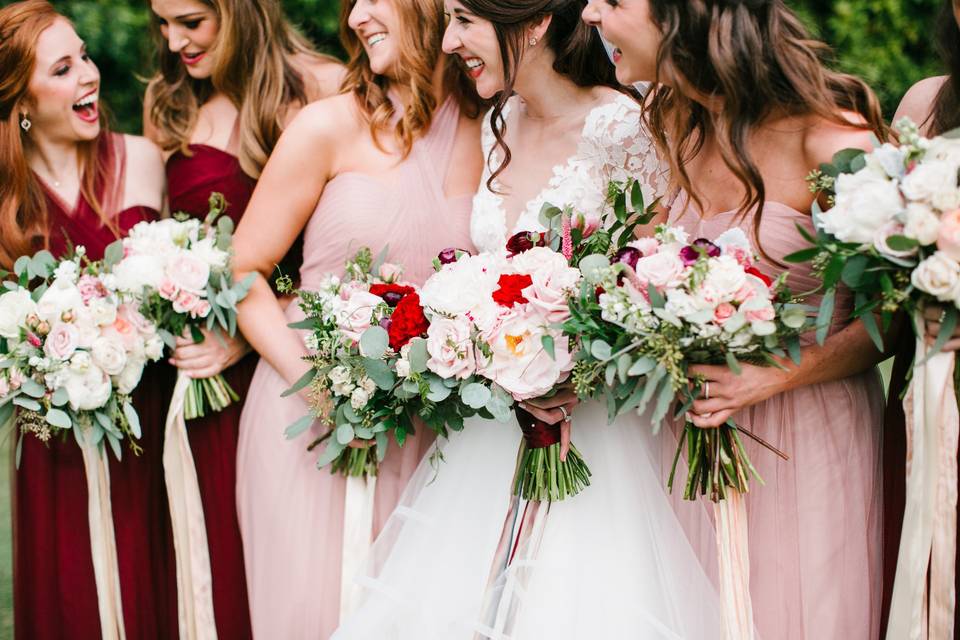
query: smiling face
[
  {"left": 582, "top": 0, "right": 660, "bottom": 84},
  {"left": 348, "top": 0, "right": 403, "bottom": 77},
  {"left": 441, "top": 0, "right": 503, "bottom": 99},
  {"left": 151, "top": 0, "right": 219, "bottom": 79},
  {"left": 25, "top": 18, "right": 101, "bottom": 143}
]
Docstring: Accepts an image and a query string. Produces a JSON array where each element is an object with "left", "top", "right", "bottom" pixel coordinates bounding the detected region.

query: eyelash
[
  {"left": 157, "top": 18, "right": 203, "bottom": 29},
  {"left": 54, "top": 54, "right": 89, "bottom": 77},
  {"left": 605, "top": 0, "right": 619, "bottom": 6}
]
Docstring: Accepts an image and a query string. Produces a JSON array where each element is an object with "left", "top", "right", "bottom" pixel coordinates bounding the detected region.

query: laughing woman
[
  {"left": 230, "top": 0, "right": 483, "bottom": 635},
  {"left": 143, "top": 0, "right": 341, "bottom": 635},
  {"left": 1, "top": 2, "right": 176, "bottom": 637}
]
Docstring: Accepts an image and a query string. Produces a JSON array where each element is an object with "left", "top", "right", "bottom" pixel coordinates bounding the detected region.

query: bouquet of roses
[
  {"left": 110, "top": 193, "right": 253, "bottom": 419},
  {"left": 0, "top": 248, "right": 163, "bottom": 463},
  {"left": 785, "top": 119, "right": 960, "bottom": 635},
  {"left": 279, "top": 247, "right": 493, "bottom": 478},
  {"left": 566, "top": 224, "right": 806, "bottom": 502}
]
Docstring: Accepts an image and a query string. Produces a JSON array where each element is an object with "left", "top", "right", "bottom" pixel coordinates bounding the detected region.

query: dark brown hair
[
  {"left": 644, "top": 0, "right": 885, "bottom": 231},
  {"left": 460, "top": 0, "right": 624, "bottom": 190},
  {"left": 929, "top": 0, "right": 960, "bottom": 135},
  {"left": 339, "top": 0, "right": 481, "bottom": 158}
]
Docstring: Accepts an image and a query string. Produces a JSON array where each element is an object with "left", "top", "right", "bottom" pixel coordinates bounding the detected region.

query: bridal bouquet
[
  {"left": 566, "top": 224, "right": 806, "bottom": 501},
  {"left": 280, "top": 247, "right": 490, "bottom": 478},
  {"left": 0, "top": 248, "right": 163, "bottom": 462},
  {"left": 786, "top": 119, "right": 960, "bottom": 635},
  {"left": 110, "top": 193, "right": 253, "bottom": 419}
]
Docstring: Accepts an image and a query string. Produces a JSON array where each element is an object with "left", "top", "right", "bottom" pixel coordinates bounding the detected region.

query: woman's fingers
[{"left": 559, "top": 418, "right": 571, "bottom": 462}]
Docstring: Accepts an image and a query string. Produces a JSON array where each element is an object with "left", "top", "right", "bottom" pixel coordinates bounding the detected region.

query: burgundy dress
[
  {"left": 165, "top": 144, "right": 261, "bottom": 638},
  {"left": 13, "top": 134, "right": 178, "bottom": 639}
]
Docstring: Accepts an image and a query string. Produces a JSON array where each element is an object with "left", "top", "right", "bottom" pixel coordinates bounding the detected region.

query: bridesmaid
[
  {"left": 584, "top": 1, "right": 887, "bottom": 638},
  {"left": 882, "top": 0, "right": 960, "bottom": 634},
  {"left": 143, "top": 0, "right": 342, "bottom": 636},
  {"left": 230, "top": 0, "right": 484, "bottom": 634},
  {"left": 1, "top": 2, "right": 176, "bottom": 637}
]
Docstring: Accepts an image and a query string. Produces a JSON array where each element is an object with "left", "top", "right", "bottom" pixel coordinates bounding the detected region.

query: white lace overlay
[{"left": 470, "top": 93, "right": 667, "bottom": 254}]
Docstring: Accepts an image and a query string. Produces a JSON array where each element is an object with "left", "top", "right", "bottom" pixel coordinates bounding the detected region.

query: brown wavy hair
[
  {"left": 929, "top": 0, "right": 960, "bottom": 135},
  {"left": 339, "top": 0, "right": 481, "bottom": 158},
  {"left": 146, "top": 0, "right": 330, "bottom": 178},
  {"left": 644, "top": 0, "right": 885, "bottom": 227},
  {"left": 0, "top": 0, "right": 114, "bottom": 270}
]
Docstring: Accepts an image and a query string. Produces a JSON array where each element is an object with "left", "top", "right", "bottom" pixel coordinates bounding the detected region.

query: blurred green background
[{"left": 0, "top": 0, "right": 946, "bottom": 637}]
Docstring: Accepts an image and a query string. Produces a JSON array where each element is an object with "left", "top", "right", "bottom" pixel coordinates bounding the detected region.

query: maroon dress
[
  {"left": 13, "top": 134, "right": 178, "bottom": 639},
  {"left": 165, "top": 144, "right": 260, "bottom": 638}
]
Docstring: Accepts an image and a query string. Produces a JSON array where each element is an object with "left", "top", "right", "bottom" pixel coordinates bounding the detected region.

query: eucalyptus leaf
[
  {"left": 103, "top": 241, "right": 124, "bottom": 267},
  {"left": 284, "top": 413, "right": 315, "bottom": 439},
  {"left": 282, "top": 367, "right": 317, "bottom": 398},
  {"left": 12, "top": 397, "right": 40, "bottom": 411},
  {"left": 315, "top": 439, "right": 346, "bottom": 468},
  {"left": 123, "top": 402, "right": 141, "bottom": 439},
  {"left": 51, "top": 387, "right": 69, "bottom": 407},
  {"left": 45, "top": 408, "right": 72, "bottom": 430},
  {"left": 336, "top": 423, "right": 355, "bottom": 445},
  {"left": 426, "top": 377, "right": 451, "bottom": 402},
  {"left": 363, "top": 358, "right": 395, "bottom": 390},
  {"left": 815, "top": 288, "right": 836, "bottom": 345},
  {"left": 461, "top": 382, "right": 491, "bottom": 409},
  {"left": 359, "top": 326, "right": 390, "bottom": 359},
  {"left": 627, "top": 356, "right": 657, "bottom": 377},
  {"left": 578, "top": 254, "right": 611, "bottom": 284},
  {"left": 590, "top": 340, "right": 612, "bottom": 361},
  {"left": 407, "top": 337, "right": 429, "bottom": 373},
  {"left": 20, "top": 377, "right": 46, "bottom": 398}
]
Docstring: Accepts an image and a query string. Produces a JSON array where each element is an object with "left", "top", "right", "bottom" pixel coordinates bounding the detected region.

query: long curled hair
[
  {"left": 460, "top": 0, "right": 624, "bottom": 190},
  {"left": 929, "top": 0, "right": 960, "bottom": 135},
  {"left": 146, "top": 0, "right": 330, "bottom": 178},
  {"left": 0, "top": 0, "right": 114, "bottom": 270},
  {"left": 644, "top": 0, "right": 885, "bottom": 228},
  {"left": 339, "top": 0, "right": 481, "bottom": 158}
]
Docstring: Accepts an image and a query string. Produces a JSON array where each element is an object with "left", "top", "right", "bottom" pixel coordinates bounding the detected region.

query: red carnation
[
  {"left": 370, "top": 283, "right": 417, "bottom": 307},
  {"left": 745, "top": 266, "right": 773, "bottom": 287},
  {"left": 492, "top": 273, "right": 533, "bottom": 307},
  {"left": 387, "top": 292, "right": 429, "bottom": 351}
]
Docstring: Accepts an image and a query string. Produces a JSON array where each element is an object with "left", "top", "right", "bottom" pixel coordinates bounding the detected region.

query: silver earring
[
  {"left": 19, "top": 114, "right": 31, "bottom": 132},
  {"left": 528, "top": 36, "right": 538, "bottom": 46}
]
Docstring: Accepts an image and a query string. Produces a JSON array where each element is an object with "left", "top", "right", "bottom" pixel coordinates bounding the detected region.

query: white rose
[
  {"left": 350, "top": 387, "right": 370, "bottom": 410},
  {"left": 901, "top": 159, "right": 960, "bottom": 211},
  {"left": 52, "top": 259, "right": 79, "bottom": 283},
  {"left": 425, "top": 316, "right": 477, "bottom": 380},
  {"left": 44, "top": 322, "right": 80, "bottom": 360},
  {"left": 144, "top": 336, "right": 164, "bottom": 361},
  {"left": 821, "top": 168, "right": 904, "bottom": 243},
  {"left": 0, "top": 288, "right": 37, "bottom": 338},
  {"left": 64, "top": 365, "right": 112, "bottom": 411},
  {"left": 91, "top": 336, "right": 127, "bottom": 375},
  {"left": 702, "top": 255, "right": 748, "bottom": 300},
  {"left": 395, "top": 358, "right": 411, "bottom": 378},
  {"left": 903, "top": 202, "right": 942, "bottom": 246},
  {"left": 633, "top": 251, "right": 686, "bottom": 291},
  {"left": 329, "top": 366, "right": 351, "bottom": 385},
  {"left": 360, "top": 376, "right": 377, "bottom": 395},
  {"left": 114, "top": 357, "right": 145, "bottom": 395},
  {"left": 912, "top": 252, "right": 960, "bottom": 301},
  {"left": 190, "top": 237, "right": 230, "bottom": 270},
  {"left": 36, "top": 278, "right": 84, "bottom": 323}
]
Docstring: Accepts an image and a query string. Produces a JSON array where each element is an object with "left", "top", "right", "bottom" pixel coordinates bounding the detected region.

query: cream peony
[
  {"left": 115, "top": 357, "right": 145, "bottom": 395},
  {"left": 0, "top": 288, "right": 37, "bottom": 339},
  {"left": 91, "top": 336, "right": 128, "bottom": 375},
  {"left": 911, "top": 252, "right": 960, "bottom": 301},
  {"left": 165, "top": 251, "right": 211, "bottom": 294},
  {"left": 64, "top": 364, "right": 112, "bottom": 411},
  {"left": 822, "top": 168, "right": 904, "bottom": 243},
  {"left": 481, "top": 316, "right": 572, "bottom": 400}
]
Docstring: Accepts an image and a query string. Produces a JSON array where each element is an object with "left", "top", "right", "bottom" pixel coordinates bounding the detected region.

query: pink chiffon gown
[
  {"left": 236, "top": 96, "right": 475, "bottom": 638},
  {"left": 666, "top": 197, "right": 885, "bottom": 640}
]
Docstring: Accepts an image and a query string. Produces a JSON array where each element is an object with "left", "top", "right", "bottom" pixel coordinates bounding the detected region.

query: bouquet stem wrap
[
  {"left": 163, "top": 372, "right": 217, "bottom": 640},
  {"left": 714, "top": 490, "right": 755, "bottom": 640},
  {"left": 887, "top": 323, "right": 959, "bottom": 640},
  {"left": 78, "top": 434, "right": 126, "bottom": 640},
  {"left": 340, "top": 474, "right": 377, "bottom": 620},
  {"left": 512, "top": 408, "right": 590, "bottom": 502}
]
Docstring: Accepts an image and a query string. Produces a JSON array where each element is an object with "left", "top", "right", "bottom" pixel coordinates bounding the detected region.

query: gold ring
[{"left": 704, "top": 381, "right": 710, "bottom": 400}]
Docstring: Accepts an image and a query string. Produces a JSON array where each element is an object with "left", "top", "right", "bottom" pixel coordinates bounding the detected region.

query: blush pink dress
[
  {"left": 236, "top": 96, "right": 475, "bottom": 638},
  {"left": 666, "top": 197, "right": 885, "bottom": 640}
]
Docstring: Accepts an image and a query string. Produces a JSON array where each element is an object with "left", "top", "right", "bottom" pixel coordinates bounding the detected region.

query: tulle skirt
[{"left": 333, "top": 401, "right": 722, "bottom": 639}]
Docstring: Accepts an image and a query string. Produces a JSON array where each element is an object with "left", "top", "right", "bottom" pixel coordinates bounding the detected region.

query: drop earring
[{"left": 19, "top": 114, "right": 31, "bottom": 132}]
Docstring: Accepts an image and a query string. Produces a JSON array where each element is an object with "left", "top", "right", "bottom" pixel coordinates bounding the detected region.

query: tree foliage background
[{"left": 0, "top": 0, "right": 943, "bottom": 132}]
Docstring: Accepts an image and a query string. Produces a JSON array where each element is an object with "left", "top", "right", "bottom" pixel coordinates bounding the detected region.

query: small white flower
[
  {"left": 350, "top": 387, "right": 370, "bottom": 410},
  {"left": 903, "top": 202, "right": 942, "bottom": 246},
  {"left": 395, "top": 358, "right": 411, "bottom": 378},
  {"left": 360, "top": 376, "right": 377, "bottom": 395}
]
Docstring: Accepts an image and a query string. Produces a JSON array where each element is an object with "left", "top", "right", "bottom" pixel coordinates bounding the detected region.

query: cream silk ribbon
[
  {"left": 78, "top": 434, "right": 126, "bottom": 640},
  {"left": 340, "top": 474, "right": 377, "bottom": 621},
  {"left": 715, "top": 490, "right": 755, "bottom": 640},
  {"left": 886, "top": 329, "right": 958, "bottom": 640},
  {"left": 163, "top": 372, "right": 217, "bottom": 640}
]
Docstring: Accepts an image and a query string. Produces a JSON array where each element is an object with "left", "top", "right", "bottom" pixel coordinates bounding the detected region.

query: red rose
[
  {"left": 369, "top": 283, "right": 416, "bottom": 307},
  {"left": 745, "top": 266, "right": 773, "bottom": 287},
  {"left": 387, "top": 292, "right": 429, "bottom": 351},
  {"left": 492, "top": 273, "right": 533, "bottom": 307}
]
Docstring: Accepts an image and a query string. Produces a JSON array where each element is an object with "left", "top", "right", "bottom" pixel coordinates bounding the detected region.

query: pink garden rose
[
  {"left": 172, "top": 291, "right": 201, "bottom": 315},
  {"left": 713, "top": 302, "right": 736, "bottom": 325},
  {"left": 745, "top": 305, "right": 775, "bottom": 323},
  {"left": 118, "top": 304, "right": 156, "bottom": 336},
  {"left": 425, "top": 316, "right": 476, "bottom": 380},
  {"left": 76, "top": 275, "right": 108, "bottom": 304},
  {"left": 937, "top": 209, "right": 960, "bottom": 261},
  {"left": 165, "top": 252, "right": 210, "bottom": 294},
  {"left": 338, "top": 290, "right": 384, "bottom": 342},
  {"left": 633, "top": 251, "right": 686, "bottom": 292},
  {"left": 510, "top": 247, "right": 580, "bottom": 324},
  {"left": 192, "top": 300, "right": 211, "bottom": 319},
  {"left": 44, "top": 322, "right": 80, "bottom": 360},
  {"left": 629, "top": 237, "right": 661, "bottom": 258},
  {"left": 378, "top": 262, "right": 404, "bottom": 283},
  {"left": 158, "top": 278, "right": 179, "bottom": 301}
]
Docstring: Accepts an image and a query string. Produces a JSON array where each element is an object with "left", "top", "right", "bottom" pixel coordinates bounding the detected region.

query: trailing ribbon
[
  {"left": 163, "top": 372, "right": 217, "bottom": 640},
  {"left": 714, "top": 490, "right": 755, "bottom": 640},
  {"left": 887, "top": 329, "right": 959, "bottom": 640},
  {"left": 340, "top": 474, "right": 377, "bottom": 620},
  {"left": 78, "top": 433, "right": 126, "bottom": 640}
]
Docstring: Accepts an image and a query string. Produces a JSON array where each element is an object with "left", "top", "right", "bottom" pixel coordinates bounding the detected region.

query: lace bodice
[{"left": 470, "top": 93, "right": 667, "bottom": 253}]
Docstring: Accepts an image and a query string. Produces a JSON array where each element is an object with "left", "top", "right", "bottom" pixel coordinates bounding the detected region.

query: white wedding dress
[{"left": 332, "top": 93, "right": 722, "bottom": 639}]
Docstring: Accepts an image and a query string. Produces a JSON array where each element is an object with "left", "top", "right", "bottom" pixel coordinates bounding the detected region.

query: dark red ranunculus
[
  {"left": 506, "top": 231, "right": 546, "bottom": 256},
  {"left": 614, "top": 246, "right": 642, "bottom": 269},
  {"left": 745, "top": 266, "right": 773, "bottom": 287},
  {"left": 387, "top": 292, "right": 429, "bottom": 351},
  {"left": 492, "top": 273, "right": 533, "bottom": 307},
  {"left": 370, "top": 283, "right": 417, "bottom": 307},
  {"left": 679, "top": 238, "right": 721, "bottom": 266},
  {"left": 438, "top": 247, "right": 468, "bottom": 265}
]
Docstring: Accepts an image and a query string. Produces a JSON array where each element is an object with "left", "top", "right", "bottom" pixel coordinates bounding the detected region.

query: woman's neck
[
  {"left": 25, "top": 132, "right": 82, "bottom": 188},
  {"left": 514, "top": 56, "right": 599, "bottom": 121}
]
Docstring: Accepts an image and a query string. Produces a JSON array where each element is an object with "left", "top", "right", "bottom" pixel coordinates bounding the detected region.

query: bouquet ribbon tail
[
  {"left": 887, "top": 333, "right": 958, "bottom": 640},
  {"left": 79, "top": 436, "right": 127, "bottom": 640},
  {"left": 715, "top": 490, "right": 755, "bottom": 640},
  {"left": 340, "top": 474, "right": 377, "bottom": 620},
  {"left": 163, "top": 372, "right": 217, "bottom": 640}
]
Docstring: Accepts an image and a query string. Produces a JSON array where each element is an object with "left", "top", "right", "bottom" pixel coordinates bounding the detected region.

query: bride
[{"left": 334, "top": 1, "right": 722, "bottom": 637}]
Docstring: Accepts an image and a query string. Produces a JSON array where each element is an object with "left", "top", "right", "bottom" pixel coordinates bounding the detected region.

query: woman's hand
[
  {"left": 170, "top": 327, "right": 251, "bottom": 379},
  {"left": 687, "top": 362, "right": 793, "bottom": 428},
  {"left": 924, "top": 305, "right": 960, "bottom": 352},
  {"left": 520, "top": 388, "right": 579, "bottom": 461}
]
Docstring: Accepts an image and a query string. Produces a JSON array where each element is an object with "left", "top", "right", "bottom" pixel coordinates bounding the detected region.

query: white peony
[
  {"left": 420, "top": 254, "right": 502, "bottom": 317},
  {"left": 911, "top": 252, "right": 960, "bottom": 302},
  {"left": 52, "top": 259, "right": 79, "bottom": 283},
  {"left": 64, "top": 364, "right": 112, "bottom": 411},
  {"left": 866, "top": 143, "right": 908, "bottom": 179},
  {"left": 88, "top": 298, "right": 118, "bottom": 327},
  {"left": 901, "top": 159, "right": 960, "bottom": 212},
  {"left": 0, "top": 288, "right": 37, "bottom": 338},
  {"left": 144, "top": 336, "right": 164, "bottom": 361},
  {"left": 91, "top": 336, "right": 127, "bottom": 375},
  {"left": 114, "top": 357, "right": 145, "bottom": 395},
  {"left": 189, "top": 237, "right": 230, "bottom": 270},
  {"left": 821, "top": 168, "right": 904, "bottom": 243},
  {"left": 702, "top": 254, "right": 748, "bottom": 301},
  {"left": 36, "top": 278, "right": 84, "bottom": 323},
  {"left": 112, "top": 254, "right": 165, "bottom": 293},
  {"left": 903, "top": 202, "right": 942, "bottom": 246}
]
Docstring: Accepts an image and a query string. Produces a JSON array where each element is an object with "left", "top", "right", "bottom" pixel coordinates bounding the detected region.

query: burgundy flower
[
  {"left": 438, "top": 247, "right": 468, "bottom": 265},
  {"left": 369, "top": 283, "right": 416, "bottom": 307},
  {"left": 506, "top": 231, "right": 546, "bottom": 256},
  {"left": 613, "top": 246, "right": 641, "bottom": 270},
  {"left": 679, "top": 238, "right": 721, "bottom": 266}
]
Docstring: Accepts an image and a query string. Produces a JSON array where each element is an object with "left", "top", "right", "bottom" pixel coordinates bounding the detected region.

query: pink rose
[
  {"left": 509, "top": 247, "right": 580, "bottom": 324},
  {"left": 165, "top": 252, "right": 210, "bottom": 294},
  {"left": 745, "top": 305, "right": 775, "bottom": 323},
  {"left": 629, "top": 237, "right": 661, "bottom": 258},
  {"left": 633, "top": 251, "right": 686, "bottom": 292},
  {"left": 44, "top": 322, "right": 80, "bottom": 360},
  {"left": 937, "top": 209, "right": 960, "bottom": 261},
  {"left": 118, "top": 304, "right": 156, "bottom": 336},
  {"left": 77, "top": 275, "right": 108, "bottom": 304},
  {"left": 425, "top": 316, "right": 477, "bottom": 380},
  {"left": 378, "top": 262, "right": 404, "bottom": 283},
  {"left": 192, "top": 300, "right": 211, "bottom": 319},
  {"left": 106, "top": 314, "right": 140, "bottom": 351},
  {"left": 713, "top": 302, "right": 736, "bottom": 325},
  {"left": 173, "top": 291, "right": 201, "bottom": 315},
  {"left": 158, "top": 278, "right": 179, "bottom": 301},
  {"left": 338, "top": 290, "right": 383, "bottom": 342}
]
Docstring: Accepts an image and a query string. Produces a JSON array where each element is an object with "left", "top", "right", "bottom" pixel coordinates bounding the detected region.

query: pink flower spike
[{"left": 561, "top": 216, "right": 573, "bottom": 262}]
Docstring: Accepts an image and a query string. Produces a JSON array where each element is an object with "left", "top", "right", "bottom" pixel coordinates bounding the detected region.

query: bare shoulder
[
  {"left": 286, "top": 92, "right": 358, "bottom": 142},
  {"left": 895, "top": 75, "right": 947, "bottom": 132},
  {"left": 801, "top": 111, "right": 875, "bottom": 169},
  {"left": 296, "top": 53, "right": 346, "bottom": 101},
  {"left": 121, "top": 134, "right": 165, "bottom": 209}
]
